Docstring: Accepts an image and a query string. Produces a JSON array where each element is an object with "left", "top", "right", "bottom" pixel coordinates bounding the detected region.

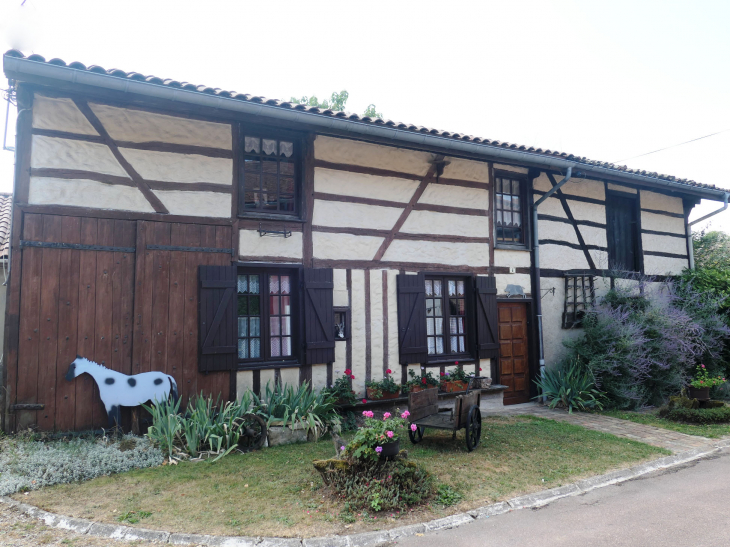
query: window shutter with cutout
[
  {"left": 474, "top": 275, "right": 499, "bottom": 359},
  {"left": 303, "top": 268, "right": 335, "bottom": 365},
  {"left": 199, "top": 265, "right": 238, "bottom": 372},
  {"left": 397, "top": 273, "right": 428, "bottom": 364}
]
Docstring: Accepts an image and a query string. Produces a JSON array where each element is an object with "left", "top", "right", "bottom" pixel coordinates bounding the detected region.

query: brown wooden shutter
[
  {"left": 475, "top": 275, "right": 499, "bottom": 359},
  {"left": 303, "top": 268, "right": 335, "bottom": 365},
  {"left": 397, "top": 273, "right": 427, "bottom": 364},
  {"left": 199, "top": 265, "right": 238, "bottom": 372}
]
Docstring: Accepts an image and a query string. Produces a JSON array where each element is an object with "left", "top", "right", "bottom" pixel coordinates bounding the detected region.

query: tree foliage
[
  {"left": 290, "top": 90, "right": 382, "bottom": 118},
  {"left": 692, "top": 229, "right": 730, "bottom": 270}
]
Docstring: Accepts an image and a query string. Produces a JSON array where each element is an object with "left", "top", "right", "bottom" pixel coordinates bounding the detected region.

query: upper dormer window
[
  {"left": 239, "top": 131, "right": 301, "bottom": 217},
  {"left": 494, "top": 174, "right": 526, "bottom": 245}
]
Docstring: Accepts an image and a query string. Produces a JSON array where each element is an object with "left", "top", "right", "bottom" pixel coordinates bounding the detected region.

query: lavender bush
[{"left": 565, "top": 275, "right": 730, "bottom": 410}]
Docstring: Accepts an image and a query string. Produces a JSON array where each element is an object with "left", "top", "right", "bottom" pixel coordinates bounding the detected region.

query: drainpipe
[
  {"left": 532, "top": 167, "right": 573, "bottom": 391},
  {"left": 687, "top": 193, "right": 729, "bottom": 269}
]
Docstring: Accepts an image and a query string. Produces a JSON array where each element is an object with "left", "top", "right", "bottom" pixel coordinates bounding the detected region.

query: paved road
[{"left": 397, "top": 450, "right": 730, "bottom": 547}]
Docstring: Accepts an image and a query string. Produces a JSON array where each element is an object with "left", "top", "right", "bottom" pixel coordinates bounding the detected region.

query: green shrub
[
  {"left": 659, "top": 405, "right": 730, "bottom": 424},
  {"left": 314, "top": 456, "right": 434, "bottom": 512},
  {"left": 534, "top": 359, "right": 605, "bottom": 413}
]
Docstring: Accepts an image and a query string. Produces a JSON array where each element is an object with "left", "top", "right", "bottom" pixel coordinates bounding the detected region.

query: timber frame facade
[{"left": 2, "top": 50, "right": 726, "bottom": 432}]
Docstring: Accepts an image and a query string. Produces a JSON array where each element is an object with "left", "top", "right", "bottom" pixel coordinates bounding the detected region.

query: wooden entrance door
[{"left": 497, "top": 302, "right": 530, "bottom": 405}]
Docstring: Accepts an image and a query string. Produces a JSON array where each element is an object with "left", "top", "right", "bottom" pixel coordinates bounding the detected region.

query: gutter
[
  {"left": 533, "top": 167, "right": 573, "bottom": 388},
  {"left": 3, "top": 54, "right": 727, "bottom": 203}
]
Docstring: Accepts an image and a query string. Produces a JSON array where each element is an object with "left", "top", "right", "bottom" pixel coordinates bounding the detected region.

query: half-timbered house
[{"left": 2, "top": 49, "right": 727, "bottom": 432}]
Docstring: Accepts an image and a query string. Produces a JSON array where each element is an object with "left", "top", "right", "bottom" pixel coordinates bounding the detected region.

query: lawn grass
[
  {"left": 17, "top": 416, "right": 667, "bottom": 538},
  {"left": 600, "top": 409, "right": 730, "bottom": 439}
]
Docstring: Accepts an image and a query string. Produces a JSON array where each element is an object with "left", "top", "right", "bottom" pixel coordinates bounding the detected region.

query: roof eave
[{"left": 4, "top": 55, "right": 726, "bottom": 202}]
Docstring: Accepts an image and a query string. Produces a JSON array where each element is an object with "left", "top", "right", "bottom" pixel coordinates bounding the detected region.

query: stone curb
[{"left": 2, "top": 442, "right": 726, "bottom": 546}]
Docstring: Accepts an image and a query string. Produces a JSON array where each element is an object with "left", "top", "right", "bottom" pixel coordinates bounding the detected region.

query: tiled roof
[
  {"left": 0, "top": 193, "right": 12, "bottom": 259},
  {"left": 3, "top": 49, "right": 721, "bottom": 193}
]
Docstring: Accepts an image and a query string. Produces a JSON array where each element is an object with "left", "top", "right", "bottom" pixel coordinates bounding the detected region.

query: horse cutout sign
[{"left": 65, "top": 356, "right": 179, "bottom": 427}]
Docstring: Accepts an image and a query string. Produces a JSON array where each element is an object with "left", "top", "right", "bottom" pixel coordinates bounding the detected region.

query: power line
[{"left": 614, "top": 128, "right": 730, "bottom": 164}]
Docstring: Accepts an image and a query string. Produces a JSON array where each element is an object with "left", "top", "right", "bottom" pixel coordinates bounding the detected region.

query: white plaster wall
[
  {"left": 152, "top": 190, "right": 231, "bottom": 218},
  {"left": 239, "top": 229, "right": 303, "bottom": 259},
  {"left": 533, "top": 175, "right": 552, "bottom": 193},
  {"left": 640, "top": 211, "right": 686, "bottom": 235},
  {"left": 566, "top": 201, "right": 606, "bottom": 224},
  {"left": 560, "top": 178, "right": 605, "bottom": 201},
  {"left": 312, "top": 200, "right": 402, "bottom": 230},
  {"left": 386, "top": 269, "right": 400, "bottom": 373},
  {"left": 539, "top": 220, "right": 580, "bottom": 245},
  {"left": 533, "top": 195, "right": 567, "bottom": 218},
  {"left": 577, "top": 225, "right": 608, "bottom": 248},
  {"left": 312, "top": 232, "right": 385, "bottom": 261},
  {"left": 641, "top": 233, "right": 688, "bottom": 256},
  {"left": 644, "top": 255, "right": 689, "bottom": 275},
  {"left": 479, "top": 359, "right": 491, "bottom": 379},
  {"left": 441, "top": 157, "right": 490, "bottom": 182},
  {"left": 494, "top": 249, "right": 531, "bottom": 268},
  {"left": 314, "top": 135, "right": 431, "bottom": 176},
  {"left": 607, "top": 183, "right": 636, "bottom": 194},
  {"left": 418, "top": 183, "right": 489, "bottom": 210},
  {"left": 90, "top": 103, "right": 232, "bottom": 149},
  {"left": 33, "top": 95, "right": 98, "bottom": 135},
  {"left": 640, "top": 190, "right": 684, "bottom": 215},
  {"left": 260, "top": 369, "right": 276, "bottom": 390},
  {"left": 333, "top": 341, "right": 347, "bottom": 379},
  {"left": 401, "top": 210, "right": 489, "bottom": 237},
  {"left": 333, "top": 268, "right": 348, "bottom": 307},
  {"left": 236, "top": 371, "right": 254, "bottom": 398},
  {"left": 29, "top": 177, "right": 155, "bottom": 212},
  {"left": 589, "top": 249, "right": 610, "bottom": 270},
  {"left": 541, "top": 277, "right": 583, "bottom": 368},
  {"left": 312, "top": 364, "right": 328, "bottom": 392},
  {"left": 540, "top": 244, "right": 590, "bottom": 270},
  {"left": 495, "top": 273, "right": 532, "bottom": 296},
  {"left": 314, "top": 168, "right": 418, "bottom": 203},
  {"left": 281, "top": 368, "right": 299, "bottom": 388},
  {"left": 350, "top": 270, "right": 367, "bottom": 396},
  {"left": 494, "top": 163, "right": 528, "bottom": 174},
  {"left": 370, "top": 271, "right": 385, "bottom": 381},
  {"left": 382, "top": 240, "right": 489, "bottom": 267},
  {"left": 120, "top": 148, "right": 232, "bottom": 185},
  {"left": 31, "top": 135, "right": 129, "bottom": 177}
]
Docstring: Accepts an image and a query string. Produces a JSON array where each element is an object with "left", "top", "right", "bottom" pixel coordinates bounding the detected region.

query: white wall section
[
  {"left": 400, "top": 210, "right": 489, "bottom": 237},
  {"left": 31, "top": 135, "right": 130, "bottom": 177},
  {"left": 239, "top": 229, "right": 303, "bottom": 259},
  {"left": 314, "top": 168, "right": 418, "bottom": 203},
  {"left": 312, "top": 200, "right": 402, "bottom": 230},
  {"left": 120, "top": 148, "right": 232, "bottom": 185},
  {"left": 314, "top": 135, "right": 431, "bottom": 176},
  {"left": 152, "top": 190, "right": 231, "bottom": 217},
  {"left": 312, "top": 232, "right": 385, "bottom": 260},
  {"left": 29, "top": 177, "right": 155, "bottom": 212},
  {"left": 33, "top": 95, "right": 99, "bottom": 135},
  {"left": 441, "top": 157, "right": 491, "bottom": 182},
  {"left": 418, "top": 183, "right": 489, "bottom": 210},
  {"left": 89, "top": 103, "right": 232, "bottom": 149},
  {"left": 382, "top": 240, "right": 490, "bottom": 267}
]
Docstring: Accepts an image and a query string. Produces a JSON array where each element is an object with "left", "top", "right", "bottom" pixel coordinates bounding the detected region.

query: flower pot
[
  {"left": 442, "top": 380, "right": 468, "bottom": 393},
  {"left": 379, "top": 440, "right": 400, "bottom": 459},
  {"left": 366, "top": 388, "right": 401, "bottom": 401},
  {"left": 688, "top": 386, "right": 711, "bottom": 401}
]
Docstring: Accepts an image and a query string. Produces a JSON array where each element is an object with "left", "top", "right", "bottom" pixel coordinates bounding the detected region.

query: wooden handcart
[{"left": 407, "top": 379, "right": 482, "bottom": 451}]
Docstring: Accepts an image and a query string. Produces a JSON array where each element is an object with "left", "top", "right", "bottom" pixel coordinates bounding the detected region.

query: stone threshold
[{"left": 3, "top": 438, "right": 729, "bottom": 547}]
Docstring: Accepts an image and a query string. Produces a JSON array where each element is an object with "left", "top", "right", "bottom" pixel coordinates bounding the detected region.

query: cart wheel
[
  {"left": 465, "top": 405, "right": 481, "bottom": 452},
  {"left": 238, "top": 413, "right": 267, "bottom": 452},
  {"left": 408, "top": 425, "right": 424, "bottom": 444}
]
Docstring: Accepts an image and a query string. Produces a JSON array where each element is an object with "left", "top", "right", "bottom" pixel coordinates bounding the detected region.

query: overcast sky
[{"left": 1, "top": 0, "right": 729, "bottom": 231}]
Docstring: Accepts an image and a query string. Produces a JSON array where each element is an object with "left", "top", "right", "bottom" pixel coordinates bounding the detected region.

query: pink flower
[
  {"left": 383, "top": 412, "right": 391, "bottom": 419},
  {"left": 375, "top": 446, "right": 383, "bottom": 453},
  {"left": 386, "top": 430, "right": 394, "bottom": 438},
  {"left": 350, "top": 375, "right": 355, "bottom": 379},
  {"left": 401, "top": 410, "right": 410, "bottom": 419},
  {"left": 340, "top": 445, "right": 346, "bottom": 451},
  {"left": 411, "top": 424, "right": 417, "bottom": 431},
  {"left": 366, "top": 411, "right": 375, "bottom": 418},
  {"left": 362, "top": 399, "right": 367, "bottom": 404},
  {"left": 701, "top": 364, "right": 706, "bottom": 368}
]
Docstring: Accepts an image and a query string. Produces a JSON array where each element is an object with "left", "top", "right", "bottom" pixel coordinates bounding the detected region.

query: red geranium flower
[
  {"left": 362, "top": 399, "right": 367, "bottom": 403},
  {"left": 386, "top": 369, "right": 392, "bottom": 374},
  {"left": 350, "top": 375, "right": 355, "bottom": 380},
  {"left": 344, "top": 369, "right": 352, "bottom": 375},
  {"left": 421, "top": 378, "right": 427, "bottom": 384},
  {"left": 455, "top": 361, "right": 459, "bottom": 365},
  {"left": 440, "top": 372, "right": 445, "bottom": 377},
  {"left": 479, "top": 368, "right": 483, "bottom": 371}
]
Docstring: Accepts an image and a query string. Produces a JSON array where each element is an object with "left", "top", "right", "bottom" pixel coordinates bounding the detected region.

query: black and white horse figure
[{"left": 65, "top": 356, "right": 179, "bottom": 427}]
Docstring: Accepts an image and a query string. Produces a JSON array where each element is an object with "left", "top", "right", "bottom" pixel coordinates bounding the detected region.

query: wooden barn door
[
  {"left": 133, "top": 221, "right": 232, "bottom": 408},
  {"left": 8, "top": 213, "right": 136, "bottom": 431},
  {"left": 497, "top": 302, "right": 531, "bottom": 405}
]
